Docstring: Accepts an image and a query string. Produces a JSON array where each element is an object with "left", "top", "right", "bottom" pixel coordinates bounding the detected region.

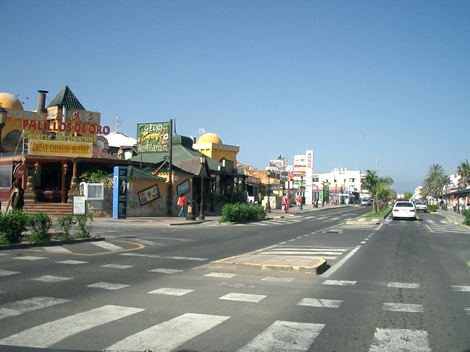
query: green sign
[
  {"left": 323, "top": 182, "right": 330, "bottom": 198},
  {"left": 137, "top": 122, "right": 170, "bottom": 153}
]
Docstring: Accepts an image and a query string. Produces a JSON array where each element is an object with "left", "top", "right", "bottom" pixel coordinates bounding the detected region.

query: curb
[
  {"left": 346, "top": 220, "right": 381, "bottom": 225},
  {"left": 0, "top": 236, "right": 105, "bottom": 251},
  {"left": 208, "top": 254, "right": 328, "bottom": 276}
]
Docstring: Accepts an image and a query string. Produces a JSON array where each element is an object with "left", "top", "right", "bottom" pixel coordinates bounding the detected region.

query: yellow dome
[
  {"left": 0, "top": 93, "right": 24, "bottom": 111},
  {"left": 197, "top": 133, "right": 222, "bottom": 144}
]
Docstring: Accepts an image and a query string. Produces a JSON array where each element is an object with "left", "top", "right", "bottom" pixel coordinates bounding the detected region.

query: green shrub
[
  {"left": 27, "top": 211, "right": 52, "bottom": 242},
  {"left": 0, "top": 210, "right": 29, "bottom": 244},
  {"left": 55, "top": 214, "right": 74, "bottom": 239},
  {"left": 75, "top": 214, "right": 93, "bottom": 238},
  {"left": 220, "top": 203, "right": 266, "bottom": 223},
  {"left": 463, "top": 209, "right": 470, "bottom": 225},
  {"left": 427, "top": 204, "right": 438, "bottom": 212}
]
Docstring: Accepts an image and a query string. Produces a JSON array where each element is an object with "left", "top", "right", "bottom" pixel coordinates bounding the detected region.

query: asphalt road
[{"left": 0, "top": 207, "right": 469, "bottom": 352}]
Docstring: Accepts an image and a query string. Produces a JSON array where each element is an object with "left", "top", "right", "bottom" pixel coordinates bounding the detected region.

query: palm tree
[
  {"left": 431, "top": 172, "right": 450, "bottom": 196},
  {"left": 456, "top": 159, "right": 470, "bottom": 189},
  {"left": 427, "top": 164, "right": 444, "bottom": 178},
  {"left": 361, "top": 170, "right": 394, "bottom": 213},
  {"left": 421, "top": 163, "right": 449, "bottom": 197}
]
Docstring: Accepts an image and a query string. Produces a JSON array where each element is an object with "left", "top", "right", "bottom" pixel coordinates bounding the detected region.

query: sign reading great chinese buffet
[
  {"left": 29, "top": 140, "right": 93, "bottom": 158},
  {"left": 136, "top": 122, "right": 170, "bottom": 153}
]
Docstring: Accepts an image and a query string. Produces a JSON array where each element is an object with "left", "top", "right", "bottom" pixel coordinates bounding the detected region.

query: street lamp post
[
  {"left": 199, "top": 155, "right": 206, "bottom": 220},
  {"left": 300, "top": 175, "right": 303, "bottom": 210},
  {"left": 0, "top": 103, "right": 7, "bottom": 152},
  {"left": 266, "top": 170, "right": 271, "bottom": 213}
]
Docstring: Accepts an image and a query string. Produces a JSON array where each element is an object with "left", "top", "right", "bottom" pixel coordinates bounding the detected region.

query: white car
[
  {"left": 415, "top": 201, "right": 427, "bottom": 213},
  {"left": 392, "top": 201, "right": 417, "bottom": 220}
]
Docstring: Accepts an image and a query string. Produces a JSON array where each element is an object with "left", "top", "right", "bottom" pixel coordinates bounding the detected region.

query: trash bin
[{"left": 186, "top": 200, "right": 196, "bottom": 220}]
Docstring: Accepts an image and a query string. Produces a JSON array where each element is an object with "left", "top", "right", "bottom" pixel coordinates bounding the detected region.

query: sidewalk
[
  {"left": 436, "top": 208, "right": 467, "bottom": 226},
  {"left": 92, "top": 204, "right": 351, "bottom": 227}
]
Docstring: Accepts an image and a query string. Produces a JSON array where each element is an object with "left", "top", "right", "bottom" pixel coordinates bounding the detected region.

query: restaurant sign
[
  {"left": 136, "top": 122, "right": 170, "bottom": 153},
  {"left": 29, "top": 140, "right": 93, "bottom": 158}
]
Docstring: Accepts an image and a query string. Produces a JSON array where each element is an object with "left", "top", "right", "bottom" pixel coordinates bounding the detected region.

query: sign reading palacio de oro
[
  {"left": 22, "top": 119, "right": 111, "bottom": 143},
  {"left": 20, "top": 109, "right": 111, "bottom": 158}
]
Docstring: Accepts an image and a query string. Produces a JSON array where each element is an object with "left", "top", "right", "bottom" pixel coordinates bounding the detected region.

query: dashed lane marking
[
  {"left": 105, "top": 313, "right": 230, "bottom": 352},
  {"left": 0, "top": 305, "right": 144, "bottom": 348},
  {"left": 238, "top": 320, "right": 325, "bottom": 352},
  {"left": 0, "top": 297, "right": 70, "bottom": 320},
  {"left": 369, "top": 328, "right": 431, "bottom": 352},
  {"left": 24, "top": 240, "right": 145, "bottom": 256}
]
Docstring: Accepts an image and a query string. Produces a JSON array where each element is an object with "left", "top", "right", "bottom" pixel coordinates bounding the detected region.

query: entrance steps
[{"left": 23, "top": 203, "right": 73, "bottom": 218}]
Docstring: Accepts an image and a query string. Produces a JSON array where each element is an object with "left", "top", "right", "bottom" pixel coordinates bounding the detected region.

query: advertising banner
[
  {"left": 136, "top": 122, "right": 170, "bottom": 153},
  {"left": 305, "top": 150, "right": 313, "bottom": 204},
  {"left": 29, "top": 140, "right": 93, "bottom": 158},
  {"left": 294, "top": 155, "right": 306, "bottom": 175},
  {"left": 113, "top": 167, "right": 128, "bottom": 219}
]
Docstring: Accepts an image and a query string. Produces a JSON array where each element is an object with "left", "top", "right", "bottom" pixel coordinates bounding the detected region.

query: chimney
[{"left": 37, "top": 90, "right": 48, "bottom": 113}]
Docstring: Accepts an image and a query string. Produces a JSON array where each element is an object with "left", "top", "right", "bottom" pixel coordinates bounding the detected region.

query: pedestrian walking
[
  {"left": 296, "top": 195, "right": 302, "bottom": 209},
  {"left": 9, "top": 181, "right": 24, "bottom": 211},
  {"left": 177, "top": 193, "right": 186, "bottom": 217}
]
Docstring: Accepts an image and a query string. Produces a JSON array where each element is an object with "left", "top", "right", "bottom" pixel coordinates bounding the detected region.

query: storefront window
[{"left": 0, "top": 164, "right": 13, "bottom": 188}]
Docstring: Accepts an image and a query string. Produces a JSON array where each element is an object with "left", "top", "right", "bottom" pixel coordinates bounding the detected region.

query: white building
[{"left": 312, "top": 168, "right": 364, "bottom": 204}]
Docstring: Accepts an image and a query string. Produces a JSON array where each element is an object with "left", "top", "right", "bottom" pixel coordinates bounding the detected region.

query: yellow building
[
  {"left": 0, "top": 87, "right": 107, "bottom": 153},
  {"left": 193, "top": 132, "right": 239, "bottom": 169}
]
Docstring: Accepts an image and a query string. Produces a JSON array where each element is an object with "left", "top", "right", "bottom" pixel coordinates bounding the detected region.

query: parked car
[
  {"left": 415, "top": 201, "right": 427, "bottom": 213},
  {"left": 361, "top": 199, "right": 371, "bottom": 206},
  {"left": 392, "top": 201, "right": 417, "bottom": 220}
]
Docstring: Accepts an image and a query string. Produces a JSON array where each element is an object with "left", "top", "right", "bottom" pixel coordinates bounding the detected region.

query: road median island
[
  {"left": 346, "top": 219, "right": 381, "bottom": 225},
  {"left": 0, "top": 236, "right": 105, "bottom": 251},
  {"left": 208, "top": 254, "right": 328, "bottom": 275}
]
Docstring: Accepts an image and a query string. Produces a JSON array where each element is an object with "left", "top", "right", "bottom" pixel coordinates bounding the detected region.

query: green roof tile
[{"left": 47, "top": 85, "right": 86, "bottom": 110}]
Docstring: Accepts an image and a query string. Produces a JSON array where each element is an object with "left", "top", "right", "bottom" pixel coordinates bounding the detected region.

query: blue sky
[{"left": 2, "top": 0, "right": 469, "bottom": 193}]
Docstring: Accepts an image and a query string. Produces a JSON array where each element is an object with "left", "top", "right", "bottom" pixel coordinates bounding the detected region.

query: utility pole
[{"left": 167, "top": 119, "right": 173, "bottom": 216}]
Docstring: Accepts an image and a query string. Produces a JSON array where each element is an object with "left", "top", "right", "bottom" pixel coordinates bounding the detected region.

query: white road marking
[
  {"left": 387, "top": 282, "right": 420, "bottom": 289},
  {"left": 148, "top": 268, "right": 183, "bottom": 274},
  {"left": 91, "top": 241, "right": 123, "bottom": 251},
  {"left": 148, "top": 288, "right": 194, "bottom": 296},
  {"left": 297, "top": 298, "right": 342, "bottom": 308},
  {"left": 322, "top": 279, "right": 357, "bottom": 286},
  {"left": 32, "top": 275, "right": 73, "bottom": 283},
  {"left": 106, "top": 313, "right": 229, "bottom": 352},
  {"left": 383, "top": 303, "right": 424, "bottom": 313},
  {"left": 0, "top": 270, "right": 20, "bottom": 276},
  {"left": 42, "top": 246, "right": 71, "bottom": 252},
  {"left": 262, "top": 276, "right": 295, "bottom": 283},
  {"left": 0, "top": 305, "right": 143, "bottom": 348},
  {"left": 87, "top": 282, "right": 130, "bottom": 290},
  {"left": 0, "top": 297, "right": 70, "bottom": 320},
  {"left": 219, "top": 293, "right": 267, "bottom": 303},
  {"left": 369, "top": 328, "right": 431, "bottom": 352},
  {"left": 121, "top": 253, "right": 207, "bottom": 261},
  {"left": 238, "top": 320, "right": 325, "bottom": 352},
  {"left": 13, "top": 256, "right": 47, "bottom": 261},
  {"left": 100, "top": 264, "right": 133, "bottom": 269},
  {"left": 451, "top": 285, "right": 470, "bottom": 292},
  {"left": 204, "top": 272, "right": 236, "bottom": 278},
  {"left": 55, "top": 260, "right": 89, "bottom": 264},
  {"left": 322, "top": 245, "right": 362, "bottom": 278}
]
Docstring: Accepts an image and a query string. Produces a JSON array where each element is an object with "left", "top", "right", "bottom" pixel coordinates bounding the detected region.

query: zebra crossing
[
  {"left": 21, "top": 236, "right": 197, "bottom": 255},
  {"left": 249, "top": 244, "right": 349, "bottom": 261},
  {"left": 1, "top": 279, "right": 467, "bottom": 351},
  {"left": 236, "top": 214, "right": 348, "bottom": 227},
  {"left": 424, "top": 219, "right": 469, "bottom": 233},
  {"left": 237, "top": 217, "right": 301, "bottom": 226}
]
